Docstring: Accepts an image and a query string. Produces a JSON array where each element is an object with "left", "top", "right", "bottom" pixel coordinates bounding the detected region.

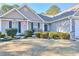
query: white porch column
[
  {"left": 27, "top": 20, "right": 29, "bottom": 30},
  {"left": 70, "top": 18, "right": 75, "bottom": 40},
  {"left": 42, "top": 23, "right": 44, "bottom": 32}
]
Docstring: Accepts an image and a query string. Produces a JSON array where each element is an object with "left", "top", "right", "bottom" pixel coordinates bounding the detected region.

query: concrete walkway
[{"left": 0, "top": 39, "right": 79, "bottom": 56}]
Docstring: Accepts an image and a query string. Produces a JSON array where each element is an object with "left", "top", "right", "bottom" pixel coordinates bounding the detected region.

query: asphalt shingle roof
[
  {"left": 51, "top": 10, "right": 75, "bottom": 21},
  {"left": 38, "top": 10, "right": 75, "bottom": 22},
  {"left": 38, "top": 14, "right": 53, "bottom": 22}
]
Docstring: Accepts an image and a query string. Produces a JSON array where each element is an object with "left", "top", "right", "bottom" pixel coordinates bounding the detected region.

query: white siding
[
  {"left": 28, "top": 22, "right": 44, "bottom": 32},
  {"left": 50, "top": 19, "right": 70, "bottom": 33},
  {"left": 1, "top": 20, "right": 9, "bottom": 33},
  {"left": 1, "top": 20, "right": 28, "bottom": 34},
  {"left": 75, "top": 19, "right": 79, "bottom": 38},
  {"left": 21, "top": 21, "right": 27, "bottom": 33}
]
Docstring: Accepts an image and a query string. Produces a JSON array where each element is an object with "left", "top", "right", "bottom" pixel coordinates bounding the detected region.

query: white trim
[
  {"left": 1, "top": 19, "right": 28, "bottom": 21},
  {"left": 51, "top": 4, "right": 79, "bottom": 18},
  {"left": 15, "top": 9, "right": 29, "bottom": 20},
  {"left": 72, "top": 8, "right": 79, "bottom": 16},
  {"left": 27, "top": 5, "right": 45, "bottom": 22},
  {"left": 0, "top": 8, "right": 28, "bottom": 20},
  {"left": 0, "top": 8, "right": 15, "bottom": 17},
  {"left": 50, "top": 16, "right": 71, "bottom": 23},
  {"left": 42, "top": 23, "right": 45, "bottom": 32},
  {"left": 28, "top": 20, "right": 44, "bottom": 23}
]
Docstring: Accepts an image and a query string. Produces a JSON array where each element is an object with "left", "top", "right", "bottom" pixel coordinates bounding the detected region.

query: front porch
[{"left": 0, "top": 19, "right": 51, "bottom": 34}]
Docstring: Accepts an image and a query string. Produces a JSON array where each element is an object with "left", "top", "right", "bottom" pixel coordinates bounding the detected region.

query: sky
[
  {"left": 0, "top": 3, "right": 76, "bottom": 13},
  {"left": 24, "top": 3, "right": 76, "bottom": 13}
]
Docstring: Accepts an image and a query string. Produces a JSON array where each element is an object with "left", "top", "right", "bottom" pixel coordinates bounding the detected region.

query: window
[
  {"left": 44, "top": 24, "right": 48, "bottom": 31},
  {"left": 38, "top": 23, "right": 40, "bottom": 28},
  {"left": 9, "top": 21, "right": 12, "bottom": 28},
  {"left": 31, "top": 22, "right": 33, "bottom": 30}
]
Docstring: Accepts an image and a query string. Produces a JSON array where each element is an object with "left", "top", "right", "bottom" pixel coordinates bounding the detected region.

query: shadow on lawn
[{"left": 0, "top": 40, "right": 79, "bottom": 56}]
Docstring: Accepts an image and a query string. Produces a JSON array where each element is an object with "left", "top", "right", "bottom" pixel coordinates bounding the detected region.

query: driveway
[{"left": 0, "top": 39, "right": 79, "bottom": 56}]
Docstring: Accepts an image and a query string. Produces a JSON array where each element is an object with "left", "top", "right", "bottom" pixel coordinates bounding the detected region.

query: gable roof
[
  {"left": 0, "top": 8, "right": 27, "bottom": 19},
  {"left": 0, "top": 5, "right": 44, "bottom": 22},
  {"left": 18, "top": 5, "right": 44, "bottom": 22}
]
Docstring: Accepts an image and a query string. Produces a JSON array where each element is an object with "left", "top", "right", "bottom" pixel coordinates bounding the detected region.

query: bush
[
  {"left": 35, "top": 32, "right": 41, "bottom": 38},
  {"left": 40, "top": 32, "right": 49, "bottom": 38},
  {"left": 0, "top": 32, "right": 1, "bottom": 35},
  {"left": 24, "top": 30, "right": 33, "bottom": 38},
  {"left": 35, "top": 32, "right": 70, "bottom": 39},
  {"left": 0, "top": 32, "right": 5, "bottom": 38},
  {"left": 49, "top": 32, "right": 60, "bottom": 39},
  {"left": 6, "top": 28, "right": 17, "bottom": 38},
  {"left": 0, "top": 34, "right": 5, "bottom": 38},
  {"left": 59, "top": 32, "right": 70, "bottom": 39}
]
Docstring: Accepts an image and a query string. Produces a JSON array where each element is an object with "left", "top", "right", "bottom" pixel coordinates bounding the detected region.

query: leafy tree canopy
[
  {"left": 1, "top": 4, "right": 19, "bottom": 13},
  {"left": 45, "top": 5, "right": 61, "bottom": 16}
]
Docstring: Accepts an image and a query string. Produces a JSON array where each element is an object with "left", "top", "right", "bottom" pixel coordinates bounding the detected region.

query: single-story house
[{"left": 0, "top": 4, "right": 79, "bottom": 39}]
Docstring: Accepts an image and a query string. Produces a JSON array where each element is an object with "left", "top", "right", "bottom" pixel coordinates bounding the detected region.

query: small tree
[{"left": 6, "top": 28, "right": 17, "bottom": 38}]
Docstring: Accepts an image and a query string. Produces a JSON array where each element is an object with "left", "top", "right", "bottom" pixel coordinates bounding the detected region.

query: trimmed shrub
[
  {"left": 35, "top": 32, "right": 70, "bottom": 39},
  {"left": 35, "top": 32, "right": 41, "bottom": 38},
  {"left": 59, "top": 32, "right": 70, "bottom": 39},
  {"left": 6, "top": 28, "right": 17, "bottom": 38},
  {"left": 40, "top": 32, "right": 49, "bottom": 38},
  {"left": 24, "top": 30, "right": 33, "bottom": 38},
  {"left": 0, "top": 34, "right": 5, "bottom": 38},
  {"left": 0, "top": 32, "right": 5, "bottom": 38},
  {"left": 0, "top": 32, "right": 1, "bottom": 35},
  {"left": 49, "top": 32, "right": 60, "bottom": 39}
]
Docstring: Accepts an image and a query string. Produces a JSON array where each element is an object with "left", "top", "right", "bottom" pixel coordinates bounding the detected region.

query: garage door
[{"left": 75, "top": 20, "right": 79, "bottom": 38}]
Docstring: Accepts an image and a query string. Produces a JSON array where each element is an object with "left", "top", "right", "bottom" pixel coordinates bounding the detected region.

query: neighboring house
[{"left": 0, "top": 4, "right": 79, "bottom": 39}]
